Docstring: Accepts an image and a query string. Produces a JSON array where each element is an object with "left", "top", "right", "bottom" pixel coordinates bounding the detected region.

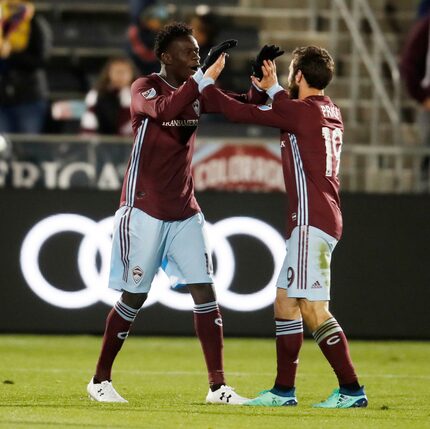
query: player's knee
[
  {"left": 121, "top": 291, "right": 147, "bottom": 309},
  {"left": 187, "top": 283, "right": 216, "bottom": 305},
  {"left": 298, "top": 299, "right": 330, "bottom": 330}
]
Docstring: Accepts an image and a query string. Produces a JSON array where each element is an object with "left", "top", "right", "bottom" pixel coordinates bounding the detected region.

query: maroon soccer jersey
[
  {"left": 202, "top": 86, "right": 343, "bottom": 239},
  {"left": 121, "top": 73, "right": 266, "bottom": 220}
]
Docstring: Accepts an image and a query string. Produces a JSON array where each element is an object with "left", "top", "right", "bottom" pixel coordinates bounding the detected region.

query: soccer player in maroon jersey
[
  {"left": 87, "top": 22, "right": 269, "bottom": 404},
  {"left": 199, "top": 48, "right": 368, "bottom": 408}
]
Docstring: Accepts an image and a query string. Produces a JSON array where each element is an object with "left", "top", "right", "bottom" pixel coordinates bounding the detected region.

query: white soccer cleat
[
  {"left": 87, "top": 377, "right": 128, "bottom": 403},
  {"left": 205, "top": 385, "right": 249, "bottom": 405}
]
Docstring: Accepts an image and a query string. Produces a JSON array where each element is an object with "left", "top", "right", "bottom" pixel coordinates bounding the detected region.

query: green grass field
[{"left": 1, "top": 336, "right": 429, "bottom": 429}]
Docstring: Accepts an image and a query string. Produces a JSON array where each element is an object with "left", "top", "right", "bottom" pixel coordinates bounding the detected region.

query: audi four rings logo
[{"left": 19, "top": 214, "right": 286, "bottom": 312}]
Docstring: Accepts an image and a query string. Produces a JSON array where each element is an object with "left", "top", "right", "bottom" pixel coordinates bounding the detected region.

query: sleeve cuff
[
  {"left": 252, "top": 81, "right": 264, "bottom": 92},
  {"left": 192, "top": 69, "right": 204, "bottom": 83},
  {"left": 198, "top": 77, "right": 215, "bottom": 93},
  {"left": 267, "top": 83, "right": 284, "bottom": 99}
]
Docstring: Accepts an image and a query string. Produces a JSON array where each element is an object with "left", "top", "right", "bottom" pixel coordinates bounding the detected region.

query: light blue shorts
[
  {"left": 108, "top": 206, "right": 214, "bottom": 294},
  {"left": 276, "top": 225, "right": 338, "bottom": 301}
]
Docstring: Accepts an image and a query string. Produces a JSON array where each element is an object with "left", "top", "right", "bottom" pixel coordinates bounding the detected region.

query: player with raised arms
[
  {"left": 199, "top": 48, "right": 368, "bottom": 408},
  {"left": 86, "top": 22, "right": 281, "bottom": 405}
]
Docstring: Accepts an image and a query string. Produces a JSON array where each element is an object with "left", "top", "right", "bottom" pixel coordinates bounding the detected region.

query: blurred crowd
[
  {"left": 1, "top": 0, "right": 430, "bottom": 151},
  {"left": 400, "top": 0, "right": 430, "bottom": 187},
  {"left": 0, "top": 0, "right": 51, "bottom": 133},
  {"left": 0, "top": 0, "right": 222, "bottom": 136}
]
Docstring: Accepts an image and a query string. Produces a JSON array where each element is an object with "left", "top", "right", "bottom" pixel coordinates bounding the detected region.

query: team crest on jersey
[
  {"left": 141, "top": 88, "right": 157, "bottom": 99},
  {"left": 192, "top": 100, "right": 200, "bottom": 116},
  {"left": 132, "top": 266, "right": 144, "bottom": 284}
]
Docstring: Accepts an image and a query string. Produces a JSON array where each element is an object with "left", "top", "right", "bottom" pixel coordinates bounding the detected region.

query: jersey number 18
[{"left": 322, "top": 127, "right": 342, "bottom": 177}]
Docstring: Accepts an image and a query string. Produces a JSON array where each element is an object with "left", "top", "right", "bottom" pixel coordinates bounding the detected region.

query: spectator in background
[
  {"left": 127, "top": 0, "right": 170, "bottom": 75},
  {"left": 0, "top": 0, "right": 51, "bottom": 133},
  {"left": 81, "top": 57, "right": 136, "bottom": 136},
  {"left": 400, "top": 13, "right": 430, "bottom": 188},
  {"left": 188, "top": 8, "right": 228, "bottom": 122},
  {"left": 188, "top": 9, "right": 219, "bottom": 61}
]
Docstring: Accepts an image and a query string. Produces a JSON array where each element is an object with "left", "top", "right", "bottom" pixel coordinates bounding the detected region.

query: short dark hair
[
  {"left": 154, "top": 22, "right": 193, "bottom": 60},
  {"left": 291, "top": 46, "right": 334, "bottom": 89}
]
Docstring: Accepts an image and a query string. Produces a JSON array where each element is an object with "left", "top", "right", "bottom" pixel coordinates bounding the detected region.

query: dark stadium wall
[{"left": 1, "top": 189, "right": 429, "bottom": 339}]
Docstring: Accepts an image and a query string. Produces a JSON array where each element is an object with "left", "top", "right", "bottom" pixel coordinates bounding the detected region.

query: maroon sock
[
  {"left": 312, "top": 317, "right": 358, "bottom": 385},
  {"left": 274, "top": 319, "right": 304, "bottom": 388},
  {"left": 193, "top": 301, "right": 225, "bottom": 386},
  {"left": 95, "top": 299, "right": 139, "bottom": 381}
]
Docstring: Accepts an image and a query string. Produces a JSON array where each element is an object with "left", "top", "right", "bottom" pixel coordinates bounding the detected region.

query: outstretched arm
[
  {"left": 201, "top": 53, "right": 268, "bottom": 112},
  {"left": 200, "top": 56, "right": 299, "bottom": 130},
  {"left": 202, "top": 84, "right": 286, "bottom": 129},
  {"left": 132, "top": 40, "right": 241, "bottom": 120},
  {"left": 218, "top": 84, "right": 268, "bottom": 106}
]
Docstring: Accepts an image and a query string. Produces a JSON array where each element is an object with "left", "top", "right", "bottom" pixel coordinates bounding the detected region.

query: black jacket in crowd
[{"left": 0, "top": 15, "right": 52, "bottom": 106}]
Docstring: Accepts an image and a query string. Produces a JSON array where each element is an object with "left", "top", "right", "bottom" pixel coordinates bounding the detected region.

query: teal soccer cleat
[
  {"left": 312, "top": 387, "right": 368, "bottom": 408},
  {"left": 244, "top": 389, "right": 297, "bottom": 407}
]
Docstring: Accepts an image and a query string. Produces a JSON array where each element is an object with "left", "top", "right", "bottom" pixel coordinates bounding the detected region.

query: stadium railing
[{"left": 329, "top": 0, "right": 402, "bottom": 148}]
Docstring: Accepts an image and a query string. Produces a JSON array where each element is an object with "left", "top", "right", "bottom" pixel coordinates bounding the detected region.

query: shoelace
[
  {"left": 100, "top": 381, "right": 118, "bottom": 395},
  {"left": 221, "top": 385, "right": 236, "bottom": 392}
]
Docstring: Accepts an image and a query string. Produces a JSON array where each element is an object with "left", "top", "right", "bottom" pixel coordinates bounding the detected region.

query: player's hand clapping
[
  {"left": 251, "top": 59, "right": 278, "bottom": 91},
  {"left": 203, "top": 53, "right": 227, "bottom": 81},
  {"left": 201, "top": 39, "right": 237, "bottom": 72},
  {"left": 252, "top": 44, "right": 284, "bottom": 79}
]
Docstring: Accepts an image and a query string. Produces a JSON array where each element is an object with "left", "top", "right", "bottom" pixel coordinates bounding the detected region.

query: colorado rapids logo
[
  {"left": 192, "top": 100, "right": 200, "bottom": 116},
  {"left": 141, "top": 88, "right": 156, "bottom": 99},
  {"left": 132, "top": 266, "right": 144, "bottom": 284}
]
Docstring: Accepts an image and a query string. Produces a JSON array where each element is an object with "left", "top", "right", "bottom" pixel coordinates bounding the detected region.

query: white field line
[{"left": 3, "top": 368, "right": 430, "bottom": 379}]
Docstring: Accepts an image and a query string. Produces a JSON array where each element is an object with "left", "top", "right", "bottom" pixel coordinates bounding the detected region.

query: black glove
[
  {"left": 201, "top": 39, "right": 238, "bottom": 72},
  {"left": 251, "top": 44, "right": 285, "bottom": 79}
]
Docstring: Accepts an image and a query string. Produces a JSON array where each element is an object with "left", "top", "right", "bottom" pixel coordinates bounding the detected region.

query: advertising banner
[
  {"left": 192, "top": 143, "right": 284, "bottom": 192},
  {"left": 0, "top": 138, "right": 284, "bottom": 191},
  {"left": 1, "top": 189, "right": 429, "bottom": 339}
]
